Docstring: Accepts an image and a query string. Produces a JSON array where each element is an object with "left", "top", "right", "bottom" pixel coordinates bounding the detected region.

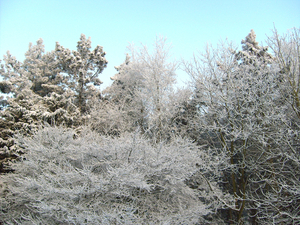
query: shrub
[{"left": 0, "top": 126, "right": 224, "bottom": 224}]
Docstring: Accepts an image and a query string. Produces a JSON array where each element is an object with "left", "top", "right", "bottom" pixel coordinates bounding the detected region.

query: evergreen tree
[
  {"left": 0, "top": 35, "right": 107, "bottom": 173},
  {"left": 0, "top": 49, "right": 45, "bottom": 172},
  {"left": 55, "top": 34, "right": 107, "bottom": 115}
]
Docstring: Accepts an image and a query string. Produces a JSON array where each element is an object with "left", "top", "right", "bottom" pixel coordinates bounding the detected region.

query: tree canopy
[{"left": 0, "top": 28, "right": 299, "bottom": 224}]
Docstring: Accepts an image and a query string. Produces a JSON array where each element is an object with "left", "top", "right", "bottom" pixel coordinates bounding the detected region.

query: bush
[{"left": 0, "top": 126, "right": 224, "bottom": 224}]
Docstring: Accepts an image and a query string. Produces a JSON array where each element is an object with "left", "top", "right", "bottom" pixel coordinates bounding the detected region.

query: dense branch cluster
[{"left": 0, "top": 28, "right": 299, "bottom": 224}]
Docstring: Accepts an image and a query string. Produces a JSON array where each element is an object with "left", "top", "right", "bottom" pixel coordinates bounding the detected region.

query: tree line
[{"left": 0, "top": 28, "right": 299, "bottom": 224}]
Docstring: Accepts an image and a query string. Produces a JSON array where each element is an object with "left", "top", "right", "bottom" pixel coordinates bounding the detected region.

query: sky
[{"left": 0, "top": 0, "right": 299, "bottom": 89}]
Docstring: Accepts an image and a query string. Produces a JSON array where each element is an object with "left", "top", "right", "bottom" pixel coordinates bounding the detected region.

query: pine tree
[
  {"left": 55, "top": 34, "right": 107, "bottom": 115},
  {"left": 0, "top": 49, "right": 45, "bottom": 172},
  {"left": 0, "top": 35, "right": 108, "bottom": 173}
]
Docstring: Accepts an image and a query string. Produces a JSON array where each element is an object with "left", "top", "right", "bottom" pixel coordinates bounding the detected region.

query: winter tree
[
  {"left": 90, "top": 53, "right": 147, "bottom": 136},
  {"left": 0, "top": 48, "right": 47, "bottom": 172},
  {"left": 260, "top": 27, "right": 300, "bottom": 224},
  {"left": 170, "top": 87, "right": 201, "bottom": 143},
  {"left": 98, "top": 36, "right": 178, "bottom": 142},
  {"left": 0, "top": 126, "right": 225, "bottom": 224},
  {"left": 55, "top": 34, "right": 107, "bottom": 115},
  {"left": 183, "top": 29, "right": 300, "bottom": 224},
  {"left": 0, "top": 35, "right": 107, "bottom": 172},
  {"left": 1, "top": 27, "right": 298, "bottom": 224},
  {"left": 134, "top": 37, "right": 178, "bottom": 142}
]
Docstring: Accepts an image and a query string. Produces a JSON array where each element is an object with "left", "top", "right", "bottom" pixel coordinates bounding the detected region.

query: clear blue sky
[{"left": 0, "top": 0, "right": 299, "bottom": 88}]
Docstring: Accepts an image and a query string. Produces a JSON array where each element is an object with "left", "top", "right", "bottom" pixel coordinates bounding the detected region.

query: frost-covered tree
[
  {"left": 0, "top": 49, "right": 47, "bottom": 172},
  {"left": 133, "top": 37, "right": 177, "bottom": 142},
  {"left": 183, "top": 29, "right": 300, "bottom": 224},
  {"left": 91, "top": 53, "right": 147, "bottom": 136},
  {"left": 98, "top": 37, "right": 177, "bottom": 142},
  {"left": 20, "top": 39, "right": 80, "bottom": 127},
  {"left": 0, "top": 35, "right": 107, "bottom": 172},
  {"left": 0, "top": 126, "right": 226, "bottom": 224},
  {"left": 55, "top": 34, "right": 107, "bottom": 115},
  {"left": 257, "top": 27, "right": 300, "bottom": 224},
  {"left": 23, "top": 39, "right": 64, "bottom": 96},
  {"left": 267, "top": 27, "right": 300, "bottom": 119},
  {"left": 170, "top": 86, "right": 201, "bottom": 142}
]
